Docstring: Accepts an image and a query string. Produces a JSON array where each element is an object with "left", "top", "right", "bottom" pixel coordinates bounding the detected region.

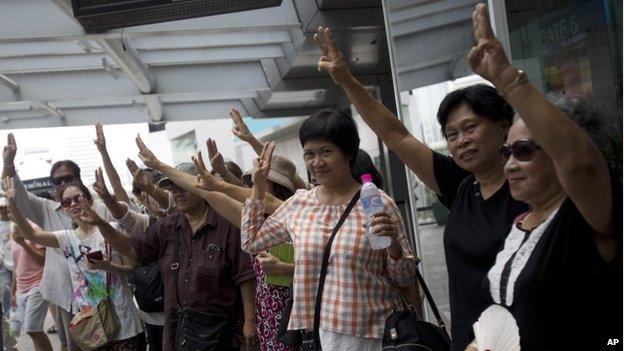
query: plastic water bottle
[
  {"left": 360, "top": 173, "right": 392, "bottom": 250},
  {"left": 9, "top": 306, "right": 21, "bottom": 337}
]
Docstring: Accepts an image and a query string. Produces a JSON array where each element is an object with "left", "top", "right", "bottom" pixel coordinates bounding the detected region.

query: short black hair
[
  {"left": 58, "top": 181, "right": 92, "bottom": 202},
  {"left": 299, "top": 109, "right": 360, "bottom": 164},
  {"left": 351, "top": 149, "right": 383, "bottom": 189},
  {"left": 437, "top": 84, "right": 514, "bottom": 137},
  {"left": 50, "top": 160, "right": 81, "bottom": 180}
]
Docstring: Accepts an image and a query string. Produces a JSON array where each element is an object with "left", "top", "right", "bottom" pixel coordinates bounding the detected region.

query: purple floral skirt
[{"left": 253, "top": 258, "right": 298, "bottom": 351}]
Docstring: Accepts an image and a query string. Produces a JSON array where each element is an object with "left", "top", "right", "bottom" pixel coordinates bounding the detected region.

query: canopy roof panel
[{"left": 0, "top": 0, "right": 478, "bottom": 129}]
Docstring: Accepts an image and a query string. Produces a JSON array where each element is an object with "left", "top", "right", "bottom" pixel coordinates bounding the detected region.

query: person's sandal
[{"left": 47, "top": 326, "right": 58, "bottom": 334}]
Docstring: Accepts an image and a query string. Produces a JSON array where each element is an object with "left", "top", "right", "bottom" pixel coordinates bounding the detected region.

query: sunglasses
[
  {"left": 60, "top": 194, "right": 84, "bottom": 208},
  {"left": 500, "top": 139, "right": 542, "bottom": 162},
  {"left": 51, "top": 174, "right": 77, "bottom": 186}
]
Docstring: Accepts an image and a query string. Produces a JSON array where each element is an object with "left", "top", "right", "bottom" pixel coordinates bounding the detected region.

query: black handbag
[
  {"left": 382, "top": 265, "right": 451, "bottom": 351},
  {"left": 132, "top": 261, "right": 164, "bottom": 313},
  {"left": 171, "top": 233, "right": 234, "bottom": 351},
  {"left": 301, "top": 191, "right": 361, "bottom": 351}
]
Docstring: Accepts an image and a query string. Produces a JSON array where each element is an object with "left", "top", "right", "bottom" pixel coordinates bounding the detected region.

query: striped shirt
[{"left": 241, "top": 187, "right": 416, "bottom": 338}]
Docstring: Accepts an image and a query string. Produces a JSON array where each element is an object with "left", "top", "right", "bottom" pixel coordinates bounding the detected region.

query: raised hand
[
  {"left": 229, "top": 108, "right": 253, "bottom": 142},
  {"left": 251, "top": 141, "right": 275, "bottom": 198},
  {"left": 92, "top": 168, "right": 113, "bottom": 201},
  {"left": 93, "top": 122, "right": 106, "bottom": 153},
  {"left": 314, "top": 26, "right": 352, "bottom": 85},
  {"left": 192, "top": 151, "right": 221, "bottom": 191},
  {"left": 207, "top": 138, "right": 227, "bottom": 176},
  {"left": 468, "top": 4, "right": 514, "bottom": 87},
  {"left": 125, "top": 158, "right": 139, "bottom": 174},
  {"left": 3, "top": 133, "right": 16, "bottom": 164},
  {"left": 135, "top": 134, "right": 161, "bottom": 169},
  {"left": 78, "top": 197, "right": 104, "bottom": 225}
]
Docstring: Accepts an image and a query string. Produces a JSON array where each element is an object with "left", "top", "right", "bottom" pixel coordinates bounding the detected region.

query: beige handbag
[{"left": 69, "top": 244, "right": 120, "bottom": 350}]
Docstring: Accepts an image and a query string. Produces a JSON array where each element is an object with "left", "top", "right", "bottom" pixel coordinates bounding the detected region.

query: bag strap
[
  {"left": 105, "top": 241, "right": 111, "bottom": 297},
  {"left": 387, "top": 262, "right": 447, "bottom": 332},
  {"left": 172, "top": 229, "right": 181, "bottom": 307},
  {"left": 312, "top": 190, "right": 360, "bottom": 338}
]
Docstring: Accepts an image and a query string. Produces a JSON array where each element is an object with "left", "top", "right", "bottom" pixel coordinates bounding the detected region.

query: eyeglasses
[
  {"left": 51, "top": 174, "right": 76, "bottom": 186},
  {"left": 60, "top": 194, "right": 84, "bottom": 208},
  {"left": 499, "top": 139, "right": 542, "bottom": 162}
]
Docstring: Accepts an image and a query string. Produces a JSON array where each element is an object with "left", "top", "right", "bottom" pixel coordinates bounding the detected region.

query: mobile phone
[{"left": 86, "top": 250, "right": 103, "bottom": 261}]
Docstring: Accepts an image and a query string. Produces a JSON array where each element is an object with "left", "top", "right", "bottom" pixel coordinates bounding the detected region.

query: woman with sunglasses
[
  {"left": 314, "top": 24, "right": 528, "bottom": 351},
  {"left": 466, "top": 5, "right": 621, "bottom": 350},
  {"left": 3, "top": 179, "right": 146, "bottom": 351}
]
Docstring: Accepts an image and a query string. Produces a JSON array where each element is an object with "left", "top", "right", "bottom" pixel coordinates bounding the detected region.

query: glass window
[{"left": 506, "top": 0, "right": 622, "bottom": 125}]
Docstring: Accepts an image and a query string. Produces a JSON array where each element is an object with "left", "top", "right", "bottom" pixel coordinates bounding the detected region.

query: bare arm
[
  {"left": 94, "top": 123, "right": 130, "bottom": 204},
  {"left": 229, "top": 108, "right": 265, "bottom": 156},
  {"left": 78, "top": 204, "right": 137, "bottom": 258},
  {"left": 126, "top": 159, "right": 170, "bottom": 210},
  {"left": 470, "top": 5, "right": 614, "bottom": 241},
  {"left": 240, "top": 279, "right": 258, "bottom": 351},
  {"left": 314, "top": 28, "right": 440, "bottom": 194},
  {"left": 15, "top": 240, "right": 46, "bottom": 266},
  {"left": 5, "top": 180, "right": 59, "bottom": 248},
  {"left": 87, "top": 257, "right": 135, "bottom": 278},
  {"left": 92, "top": 167, "right": 127, "bottom": 219},
  {"left": 192, "top": 150, "right": 285, "bottom": 215},
  {"left": 206, "top": 138, "right": 246, "bottom": 187}
]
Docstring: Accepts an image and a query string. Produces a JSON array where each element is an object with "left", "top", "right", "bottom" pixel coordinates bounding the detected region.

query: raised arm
[
  {"left": 193, "top": 150, "right": 285, "bottom": 214},
  {"left": 78, "top": 200, "right": 136, "bottom": 258},
  {"left": 206, "top": 138, "right": 245, "bottom": 187},
  {"left": 314, "top": 27, "right": 440, "bottom": 194},
  {"left": 241, "top": 142, "right": 293, "bottom": 254},
  {"left": 92, "top": 168, "right": 127, "bottom": 219},
  {"left": 12, "top": 227, "right": 46, "bottom": 266},
  {"left": 4, "top": 177, "right": 58, "bottom": 248},
  {"left": 94, "top": 123, "right": 130, "bottom": 204},
  {"left": 469, "top": 4, "right": 614, "bottom": 238},
  {"left": 230, "top": 109, "right": 309, "bottom": 189},
  {"left": 230, "top": 108, "right": 265, "bottom": 156},
  {"left": 2, "top": 134, "right": 50, "bottom": 225},
  {"left": 126, "top": 158, "right": 170, "bottom": 210}
]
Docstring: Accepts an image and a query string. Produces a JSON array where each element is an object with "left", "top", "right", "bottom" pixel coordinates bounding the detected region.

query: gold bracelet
[{"left": 498, "top": 69, "right": 528, "bottom": 97}]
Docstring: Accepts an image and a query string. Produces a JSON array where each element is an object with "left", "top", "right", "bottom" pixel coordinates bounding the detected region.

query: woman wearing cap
[{"left": 240, "top": 109, "right": 416, "bottom": 350}]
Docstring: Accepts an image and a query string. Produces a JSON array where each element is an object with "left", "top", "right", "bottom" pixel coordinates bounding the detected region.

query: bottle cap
[{"left": 360, "top": 173, "right": 372, "bottom": 183}]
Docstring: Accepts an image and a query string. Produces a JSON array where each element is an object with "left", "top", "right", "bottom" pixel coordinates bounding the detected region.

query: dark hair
[
  {"left": 272, "top": 182, "right": 294, "bottom": 201},
  {"left": 351, "top": 149, "right": 384, "bottom": 189},
  {"left": 50, "top": 160, "right": 81, "bottom": 180},
  {"left": 299, "top": 109, "right": 360, "bottom": 165},
  {"left": 58, "top": 181, "right": 92, "bottom": 203},
  {"left": 225, "top": 161, "right": 244, "bottom": 181},
  {"left": 437, "top": 84, "right": 514, "bottom": 137}
]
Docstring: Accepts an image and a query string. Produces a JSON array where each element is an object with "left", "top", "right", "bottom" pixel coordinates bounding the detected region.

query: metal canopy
[{"left": 0, "top": 0, "right": 478, "bottom": 129}]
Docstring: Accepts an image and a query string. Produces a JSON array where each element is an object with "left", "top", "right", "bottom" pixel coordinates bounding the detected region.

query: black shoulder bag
[
  {"left": 172, "top": 234, "right": 235, "bottom": 351},
  {"left": 132, "top": 217, "right": 165, "bottom": 313},
  {"left": 301, "top": 190, "right": 360, "bottom": 351},
  {"left": 382, "top": 264, "right": 451, "bottom": 350}
]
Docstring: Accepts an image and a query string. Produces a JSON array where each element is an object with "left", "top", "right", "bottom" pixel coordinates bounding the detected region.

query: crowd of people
[{"left": 0, "top": 4, "right": 620, "bottom": 351}]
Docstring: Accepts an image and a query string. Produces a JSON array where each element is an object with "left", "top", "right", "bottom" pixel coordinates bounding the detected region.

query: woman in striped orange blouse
[{"left": 241, "top": 109, "right": 416, "bottom": 350}]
